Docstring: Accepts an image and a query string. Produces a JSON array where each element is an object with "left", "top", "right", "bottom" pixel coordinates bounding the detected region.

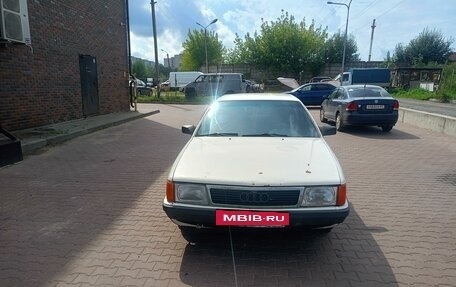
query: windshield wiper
[
  {"left": 197, "top": 132, "right": 239, "bottom": 137},
  {"left": 242, "top": 133, "right": 289, "bottom": 137}
]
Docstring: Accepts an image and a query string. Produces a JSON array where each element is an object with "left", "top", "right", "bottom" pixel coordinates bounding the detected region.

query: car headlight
[
  {"left": 302, "top": 186, "right": 336, "bottom": 207},
  {"left": 175, "top": 183, "right": 208, "bottom": 205}
]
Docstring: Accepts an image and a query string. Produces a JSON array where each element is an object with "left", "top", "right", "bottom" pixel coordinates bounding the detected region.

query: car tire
[
  {"left": 320, "top": 108, "right": 328, "bottom": 123},
  {"left": 381, "top": 125, "right": 394, "bottom": 132},
  {"left": 335, "top": 113, "right": 345, "bottom": 132}
]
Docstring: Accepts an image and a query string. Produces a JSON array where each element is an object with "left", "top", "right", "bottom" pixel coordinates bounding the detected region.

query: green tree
[
  {"left": 225, "top": 33, "right": 249, "bottom": 64},
  {"left": 227, "top": 11, "right": 328, "bottom": 75},
  {"left": 325, "top": 31, "right": 360, "bottom": 63},
  {"left": 132, "top": 59, "right": 148, "bottom": 79},
  {"left": 393, "top": 28, "right": 453, "bottom": 65},
  {"left": 181, "top": 29, "right": 225, "bottom": 71}
]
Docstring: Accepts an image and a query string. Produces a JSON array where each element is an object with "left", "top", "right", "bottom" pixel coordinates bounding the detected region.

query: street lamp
[
  {"left": 196, "top": 18, "right": 218, "bottom": 73},
  {"left": 327, "top": 0, "right": 352, "bottom": 77},
  {"left": 161, "top": 49, "right": 170, "bottom": 69}
]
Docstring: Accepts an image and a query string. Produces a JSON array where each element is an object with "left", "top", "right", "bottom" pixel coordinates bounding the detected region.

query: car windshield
[
  {"left": 347, "top": 87, "right": 391, "bottom": 98},
  {"left": 195, "top": 100, "right": 320, "bottom": 137}
]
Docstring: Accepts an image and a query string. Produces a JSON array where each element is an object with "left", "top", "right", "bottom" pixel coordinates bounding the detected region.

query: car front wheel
[{"left": 320, "top": 108, "right": 328, "bottom": 123}]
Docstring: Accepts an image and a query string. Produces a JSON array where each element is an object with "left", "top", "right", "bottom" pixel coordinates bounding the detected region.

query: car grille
[{"left": 210, "top": 187, "right": 301, "bottom": 206}]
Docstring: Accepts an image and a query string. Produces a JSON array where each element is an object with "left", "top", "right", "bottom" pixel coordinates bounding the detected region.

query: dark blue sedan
[
  {"left": 320, "top": 85, "right": 399, "bottom": 132},
  {"left": 285, "top": 83, "right": 336, "bottom": 106}
]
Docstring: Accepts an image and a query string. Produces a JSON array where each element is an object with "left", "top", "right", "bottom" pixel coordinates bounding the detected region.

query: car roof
[
  {"left": 217, "top": 93, "right": 301, "bottom": 102},
  {"left": 203, "top": 73, "right": 242, "bottom": 76},
  {"left": 307, "top": 82, "right": 336, "bottom": 86},
  {"left": 341, "top": 84, "right": 385, "bottom": 89}
]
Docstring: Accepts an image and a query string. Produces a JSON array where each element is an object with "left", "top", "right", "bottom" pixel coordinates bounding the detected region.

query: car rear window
[
  {"left": 347, "top": 87, "right": 391, "bottom": 98},
  {"left": 196, "top": 100, "right": 320, "bottom": 138}
]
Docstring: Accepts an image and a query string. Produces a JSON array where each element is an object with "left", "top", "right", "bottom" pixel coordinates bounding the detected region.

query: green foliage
[
  {"left": 225, "top": 33, "right": 248, "bottom": 64},
  {"left": 391, "top": 88, "right": 435, "bottom": 100},
  {"left": 136, "top": 92, "right": 213, "bottom": 104},
  {"left": 181, "top": 29, "right": 225, "bottom": 71},
  {"left": 437, "top": 62, "right": 456, "bottom": 102},
  {"left": 132, "top": 59, "right": 148, "bottom": 79},
  {"left": 226, "top": 11, "right": 328, "bottom": 75},
  {"left": 132, "top": 58, "right": 171, "bottom": 81},
  {"left": 325, "top": 31, "right": 360, "bottom": 63},
  {"left": 393, "top": 28, "right": 454, "bottom": 65}
]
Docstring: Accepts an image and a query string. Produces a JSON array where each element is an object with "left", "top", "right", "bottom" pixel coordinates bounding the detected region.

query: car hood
[{"left": 171, "top": 137, "right": 344, "bottom": 186}]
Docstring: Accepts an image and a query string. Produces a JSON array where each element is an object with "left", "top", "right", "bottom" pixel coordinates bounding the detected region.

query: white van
[
  {"left": 183, "top": 73, "right": 245, "bottom": 98},
  {"left": 168, "top": 72, "right": 203, "bottom": 90}
]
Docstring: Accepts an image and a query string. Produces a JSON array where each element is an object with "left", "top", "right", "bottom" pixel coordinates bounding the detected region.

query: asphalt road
[
  {"left": 398, "top": 98, "right": 456, "bottom": 118},
  {"left": 1, "top": 104, "right": 455, "bottom": 287}
]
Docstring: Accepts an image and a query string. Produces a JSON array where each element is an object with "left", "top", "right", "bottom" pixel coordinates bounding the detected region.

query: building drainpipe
[{"left": 125, "top": 0, "right": 136, "bottom": 110}]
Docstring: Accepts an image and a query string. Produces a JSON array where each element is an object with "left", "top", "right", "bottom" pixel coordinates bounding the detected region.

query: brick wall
[{"left": 0, "top": 1, "right": 129, "bottom": 131}]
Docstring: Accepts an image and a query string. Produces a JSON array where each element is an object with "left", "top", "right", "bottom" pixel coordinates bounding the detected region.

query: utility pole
[
  {"left": 327, "top": 0, "right": 352, "bottom": 77},
  {"left": 150, "top": 1, "right": 160, "bottom": 97},
  {"left": 196, "top": 19, "right": 218, "bottom": 73},
  {"left": 368, "top": 19, "right": 376, "bottom": 62}
]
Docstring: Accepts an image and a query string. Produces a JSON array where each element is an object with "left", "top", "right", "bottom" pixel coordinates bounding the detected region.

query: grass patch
[
  {"left": 136, "top": 91, "right": 213, "bottom": 104},
  {"left": 391, "top": 88, "right": 436, "bottom": 100}
]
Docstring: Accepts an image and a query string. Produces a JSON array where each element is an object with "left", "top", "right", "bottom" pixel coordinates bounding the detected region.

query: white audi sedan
[{"left": 163, "top": 94, "right": 349, "bottom": 241}]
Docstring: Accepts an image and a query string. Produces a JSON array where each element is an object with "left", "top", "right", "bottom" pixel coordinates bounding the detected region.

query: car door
[
  {"left": 194, "top": 75, "right": 208, "bottom": 96},
  {"left": 324, "top": 88, "right": 342, "bottom": 120},
  {"left": 312, "top": 84, "right": 336, "bottom": 105},
  {"left": 295, "top": 84, "right": 312, "bottom": 104}
]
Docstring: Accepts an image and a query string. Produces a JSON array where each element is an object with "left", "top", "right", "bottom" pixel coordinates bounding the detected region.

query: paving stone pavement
[{"left": 1, "top": 103, "right": 455, "bottom": 287}]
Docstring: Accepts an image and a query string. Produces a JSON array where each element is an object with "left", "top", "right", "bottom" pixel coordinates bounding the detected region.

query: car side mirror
[
  {"left": 181, "top": 125, "right": 196, "bottom": 135},
  {"left": 319, "top": 125, "right": 336, "bottom": 136}
]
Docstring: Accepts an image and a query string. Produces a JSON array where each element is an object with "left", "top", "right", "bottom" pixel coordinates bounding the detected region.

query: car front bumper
[{"left": 163, "top": 200, "right": 350, "bottom": 228}]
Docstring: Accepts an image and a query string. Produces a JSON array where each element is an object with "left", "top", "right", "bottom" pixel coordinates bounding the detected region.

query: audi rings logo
[{"left": 239, "top": 192, "right": 269, "bottom": 203}]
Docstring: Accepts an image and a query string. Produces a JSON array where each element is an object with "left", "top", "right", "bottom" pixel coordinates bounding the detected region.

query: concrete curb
[
  {"left": 21, "top": 110, "right": 160, "bottom": 154},
  {"left": 398, "top": 108, "right": 456, "bottom": 137}
]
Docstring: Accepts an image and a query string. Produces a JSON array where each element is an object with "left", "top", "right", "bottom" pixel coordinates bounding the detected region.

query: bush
[
  {"left": 391, "top": 88, "right": 435, "bottom": 100},
  {"left": 136, "top": 91, "right": 213, "bottom": 104},
  {"left": 437, "top": 63, "right": 456, "bottom": 102}
]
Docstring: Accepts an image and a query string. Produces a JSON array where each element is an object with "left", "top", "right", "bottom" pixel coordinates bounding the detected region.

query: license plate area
[
  {"left": 216, "top": 210, "right": 289, "bottom": 226},
  {"left": 366, "top": 104, "right": 385, "bottom": 109}
]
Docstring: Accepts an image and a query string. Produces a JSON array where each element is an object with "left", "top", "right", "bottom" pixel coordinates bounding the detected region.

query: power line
[
  {"left": 350, "top": 0, "right": 381, "bottom": 21},
  {"left": 350, "top": 0, "right": 407, "bottom": 34}
]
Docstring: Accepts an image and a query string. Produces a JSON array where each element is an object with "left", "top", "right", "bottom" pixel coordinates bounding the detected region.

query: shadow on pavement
[
  {"left": 0, "top": 118, "right": 187, "bottom": 286},
  {"left": 339, "top": 125, "right": 420, "bottom": 140},
  {"left": 179, "top": 204, "right": 398, "bottom": 287}
]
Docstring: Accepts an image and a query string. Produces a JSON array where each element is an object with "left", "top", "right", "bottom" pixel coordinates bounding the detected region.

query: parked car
[
  {"left": 159, "top": 80, "right": 170, "bottom": 92},
  {"left": 334, "top": 68, "right": 391, "bottom": 88},
  {"left": 184, "top": 73, "right": 245, "bottom": 98},
  {"left": 129, "top": 77, "right": 152, "bottom": 96},
  {"left": 163, "top": 93, "right": 349, "bottom": 242},
  {"left": 284, "top": 83, "right": 336, "bottom": 106},
  {"left": 309, "top": 76, "right": 332, "bottom": 83},
  {"left": 168, "top": 71, "right": 203, "bottom": 90},
  {"left": 320, "top": 85, "right": 399, "bottom": 132},
  {"left": 244, "top": 79, "right": 264, "bottom": 93}
]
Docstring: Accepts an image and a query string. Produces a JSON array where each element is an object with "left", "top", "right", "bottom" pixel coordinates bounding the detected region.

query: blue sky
[{"left": 128, "top": 0, "right": 456, "bottom": 64}]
